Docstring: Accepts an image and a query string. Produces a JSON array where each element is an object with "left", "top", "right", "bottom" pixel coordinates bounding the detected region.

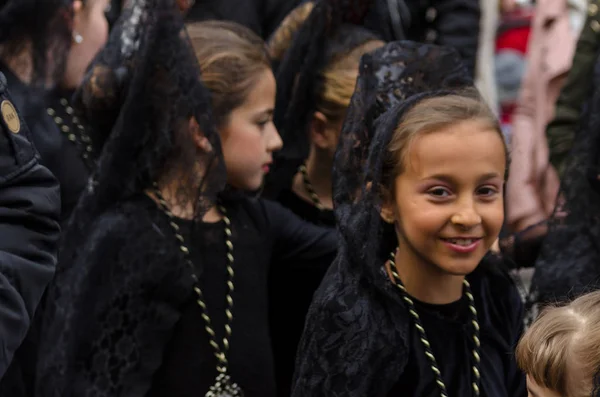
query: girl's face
[
  {"left": 382, "top": 119, "right": 506, "bottom": 277},
  {"left": 219, "top": 68, "right": 282, "bottom": 191},
  {"left": 64, "top": 0, "right": 110, "bottom": 89}
]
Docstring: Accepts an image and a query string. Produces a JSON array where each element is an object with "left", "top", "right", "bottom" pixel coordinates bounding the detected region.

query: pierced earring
[{"left": 73, "top": 32, "right": 84, "bottom": 44}]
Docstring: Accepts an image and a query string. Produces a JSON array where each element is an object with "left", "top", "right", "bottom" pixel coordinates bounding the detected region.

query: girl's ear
[
  {"left": 368, "top": 181, "right": 395, "bottom": 224},
  {"left": 189, "top": 117, "right": 213, "bottom": 153},
  {"left": 380, "top": 196, "right": 396, "bottom": 224},
  {"left": 309, "top": 111, "right": 330, "bottom": 150}
]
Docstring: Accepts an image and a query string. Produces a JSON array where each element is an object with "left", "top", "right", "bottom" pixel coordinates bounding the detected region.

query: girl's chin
[{"left": 436, "top": 256, "right": 485, "bottom": 276}]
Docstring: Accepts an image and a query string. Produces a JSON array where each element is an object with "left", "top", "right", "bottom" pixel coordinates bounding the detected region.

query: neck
[
  {"left": 292, "top": 147, "right": 334, "bottom": 209},
  {"left": 1, "top": 43, "right": 34, "bottom": 85},
  {"left": 386, "top": 247, "right": 465, "bottom": 304},
  {"left": 147, "top": 179, "right": 222, "bottom": 223}
]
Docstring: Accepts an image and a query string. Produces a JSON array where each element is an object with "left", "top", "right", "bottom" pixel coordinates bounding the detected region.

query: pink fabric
[{"left": 506, "top": 0, "right": 576, "bottom": 232}]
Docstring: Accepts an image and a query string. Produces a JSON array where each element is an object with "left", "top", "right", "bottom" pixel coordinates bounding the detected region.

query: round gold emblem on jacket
[{"left": 1, "top": 100, "right": 20, "bottom": 134}]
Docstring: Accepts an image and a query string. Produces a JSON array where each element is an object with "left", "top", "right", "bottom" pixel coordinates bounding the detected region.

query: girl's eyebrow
[{"left": 420, "top": 172, "right": 501, "bottom": 183}]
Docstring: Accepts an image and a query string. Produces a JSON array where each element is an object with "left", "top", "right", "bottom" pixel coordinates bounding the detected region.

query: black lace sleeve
[
  {"left": 37, "top": 206, "right": 193, "bottom": 397},
  {"left": 290, "top": 257, "right": 406, "bottom": 397},
  {"left": 291, "top": 296, "right": 353, "bottom": 396},
  {"left": 499, "top": 221, "right": 548, "bottom": 269}
]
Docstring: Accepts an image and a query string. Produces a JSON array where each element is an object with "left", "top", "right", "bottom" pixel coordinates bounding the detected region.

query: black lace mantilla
[{"left": 72, "top": 0, "right": 151, "bottom": 156}]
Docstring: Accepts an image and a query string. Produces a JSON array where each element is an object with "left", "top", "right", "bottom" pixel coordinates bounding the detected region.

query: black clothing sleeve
[
  {"left": 265, "top": 199, "right": 337, "bottom": 265},
  {"left": 506, "top": 282, "right": 527, "bottom": 396},
  {"left": 0, "top": 82, "right": 60, "bottom": 378}
]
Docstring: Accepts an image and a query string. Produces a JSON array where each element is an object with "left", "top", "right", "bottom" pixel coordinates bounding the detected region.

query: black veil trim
[{"left": 73, "top": 0, "right": 154, "bottom": 157}]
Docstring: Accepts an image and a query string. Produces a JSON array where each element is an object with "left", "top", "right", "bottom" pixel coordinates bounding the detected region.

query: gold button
[
  {"left": 592, "top": 19, "right": 600, "bottom": 32},
  {"left": 1, "top": 100, "right": 20, "bottom": 133},
  {"left": 590, "top": 3, "right": 599, "bottom": 16}
]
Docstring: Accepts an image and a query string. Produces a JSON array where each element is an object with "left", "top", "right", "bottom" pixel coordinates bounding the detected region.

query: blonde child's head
[{"left": 516, "top": 291, "right": 600, "bottom": 397}]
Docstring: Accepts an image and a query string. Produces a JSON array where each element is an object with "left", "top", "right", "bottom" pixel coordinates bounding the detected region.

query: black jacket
[
  {"left": 364, "top": 0, "right": 480, "bottom": 76},
  {"left": 0, "top": 72, "right": 60, "bottom": 379},
  {"left": 186, "top": 0, "right": 300, "bottom": 39},
  {"left": 0, "top": 65, "right": 90, "bottom": 227}
]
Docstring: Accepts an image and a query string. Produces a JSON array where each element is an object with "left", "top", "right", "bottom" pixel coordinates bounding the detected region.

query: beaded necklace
[
  {"left": 153, "top": 187, "right": 243, "bottom": 397},
  {"left": 387, "top": 250, "right": 481, "bottom": 397}
]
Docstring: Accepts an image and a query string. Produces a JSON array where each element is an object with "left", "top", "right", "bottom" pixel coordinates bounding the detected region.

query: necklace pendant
[{"left": 205, "top": 373, "right": 244, "bottom": 397}]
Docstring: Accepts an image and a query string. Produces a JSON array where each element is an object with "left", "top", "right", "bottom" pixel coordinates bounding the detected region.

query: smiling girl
[{"left": 291, "top": 41, "right": 526, "bottom": 397}]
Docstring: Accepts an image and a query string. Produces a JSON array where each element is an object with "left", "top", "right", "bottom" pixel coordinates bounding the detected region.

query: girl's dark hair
[{"left": 0, "top": 0, "right": 74, "bottom": 85}]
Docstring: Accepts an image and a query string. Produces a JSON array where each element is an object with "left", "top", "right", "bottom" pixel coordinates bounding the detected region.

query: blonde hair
[
  {"left": 267, "top": 2, "right": 315, "bottom": 61},
  {"left": 516, "top": 291, "right": 600, "bottom": 397},
  {"left": 187, "top": 21, "right": 271, "bottom": 126},
  {"left": 316, "top": 38, "right": 383, "bottom": 123},
  {"left": 382, "top": 89, "right": 505, "bottom": 189}
]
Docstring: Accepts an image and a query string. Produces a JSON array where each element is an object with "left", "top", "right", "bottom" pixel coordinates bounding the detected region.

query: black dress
[
  {"left": 37, "top": 194, "right": 337, "bottom": 397},
  {"left": 269, "top": 187, "right": 335, "bottom": 396},
  {"left": 291, "top": 254, "right": 527, "bottom": 397}
]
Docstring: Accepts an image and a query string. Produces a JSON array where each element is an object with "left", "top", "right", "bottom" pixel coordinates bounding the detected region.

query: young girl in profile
[
  {"left": 292, "top": 40, "right": 527, "bottom": 397},
  {"left": 517, "top": 291, "right": 600, "bottom": 397},
  {"left": 37, "top": 7, "right": 336, "bottom": 397}
]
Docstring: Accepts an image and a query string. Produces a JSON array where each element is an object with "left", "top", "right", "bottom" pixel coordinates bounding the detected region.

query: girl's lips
[
  {"left": 262, "top": 164, "right": 271, "bottom": 173},
  {"left": 440, "top": 238, "right": 482, "bottom": 254}
]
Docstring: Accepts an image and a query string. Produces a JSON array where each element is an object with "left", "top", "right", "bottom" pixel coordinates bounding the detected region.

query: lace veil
[{"left": 332, "top": 40, "right": 473, "bottom": 280}]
